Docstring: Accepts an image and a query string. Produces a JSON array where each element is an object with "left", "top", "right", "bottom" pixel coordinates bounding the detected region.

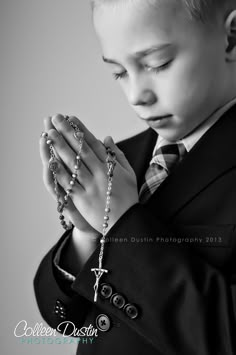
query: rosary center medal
[
  {"left": 74, "top": 130, "right": 84, "bottom": 140},
  {"left": 48, "top": 157, "right": 59, "bottom": 173}
]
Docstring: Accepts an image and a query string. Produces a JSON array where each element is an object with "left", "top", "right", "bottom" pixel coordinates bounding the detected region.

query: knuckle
[
  {"left": 95, "top": 167, "right": 105, "bottom": 180},
  {"left": 81, "top": 142, "right": 89, "bottom": 155},
  {"left": 48, "top": 128, "right": 61, "bottom": 141}
]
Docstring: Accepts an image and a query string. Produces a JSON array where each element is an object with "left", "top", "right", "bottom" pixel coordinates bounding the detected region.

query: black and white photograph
[{"left": 2, "top": 0, "right": 236, "bottom": 354}]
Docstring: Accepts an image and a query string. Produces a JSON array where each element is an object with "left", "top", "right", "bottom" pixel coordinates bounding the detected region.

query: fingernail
[{"left": 52, "top": 114, "right": 64, "bottom": 123}]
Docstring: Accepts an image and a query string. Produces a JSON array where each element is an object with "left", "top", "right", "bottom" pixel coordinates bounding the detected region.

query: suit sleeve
[
  {"left": 33, "top": 228, "right": 92, "bottom": 334},
  {"left": 53, "top": 233, "right": 76, "bottom": 282},
  {"left": 69, "top": 203, "right": 236, "bottom": 355}
]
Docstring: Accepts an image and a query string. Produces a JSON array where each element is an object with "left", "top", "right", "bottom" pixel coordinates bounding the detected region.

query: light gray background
[{"left": 1, "top": 0, "right": 146, "bottom": 354}]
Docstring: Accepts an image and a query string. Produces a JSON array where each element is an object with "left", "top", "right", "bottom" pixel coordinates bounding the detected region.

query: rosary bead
[
  {"left": 74, "top": 165, "right": 79, "bottom": 170},
  {"left": 59, "top": 215, "right": 64, "bottom": 220},
  {"left": 103, "top": 222, "right": 108, "bottom": 228},
  {"left": 41, "top": 132, "right": 48, "bottom": 138},
  {"left": 72, "top": 173, "right": 77, "bottom": 178},
  {"left": 106, "top": 191, "right": 111, "bottom": 196},
  {"left": 66, "top": 188, "right": 72, "bottom": 194},
  {"left": 104, "top": 215, "right": 109, "bottom": 221},
  {"left": 105, "top": 207, "right": 110, "bottom": 213},
  {"left": 100, "top": 239, "right": 105, "bottom": 244},
  {"left": 76, "top": 155, "right": 80, "bottom": 160},
  {"left": 46, "top": 139, "right": 52, "bottom": 145},
  {"left": 70, "top": 180, "right": 75, "bottom": 185},
  {"left": 57, "top": 203, "right": 63, "bottom": 213}
]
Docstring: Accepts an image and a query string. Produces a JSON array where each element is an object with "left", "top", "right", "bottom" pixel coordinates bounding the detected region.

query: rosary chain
[
  {"left": 41, "top": 118, "right": 117, "bottom": 303},
  {"left": 41, "top": 116, "right": 84, "bottom": 230}
]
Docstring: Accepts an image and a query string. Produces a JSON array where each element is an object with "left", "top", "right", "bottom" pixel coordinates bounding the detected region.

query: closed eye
[
  {"left": 112, "top": 60, "right": 173, "bottom": 81},
  {"left": 144, "top": 60, "right": 173, "bottom": 74},
  {"left": 112, "top": 71, "right": 128, "bottom": 80}
]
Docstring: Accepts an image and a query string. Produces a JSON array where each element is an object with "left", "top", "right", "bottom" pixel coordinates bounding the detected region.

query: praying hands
[{"left": 39, "top": 113, "right": 139, "bottom": 234}]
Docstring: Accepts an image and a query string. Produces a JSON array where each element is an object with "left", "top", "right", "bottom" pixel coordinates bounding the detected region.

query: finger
[
  {"left": 47, "top": 129, "right": 94, "bottom": 186},
  {"left": 42, "top": 116, "right": 62, "bottom": 161},
  {"left": 44, "top": 115, "right": 54, "bottom": 131},
  {"left": 51, "top": 114, "right": 105, "bottom": 171},
  {"left": 42, "top": 157, "right": 80, "bottom": 217},
  {"left": 39, "top": 132, "right": 51, "bottom": 166},
  {"left": 58, "top": 114, "right": 107, "bottom": 162},
  {"left": 49, "top": 158, "right": 85, "bottom": 194},
  {"left": 39, "top": 134, "right": 63, "bottom": 197},
  {"left": 42, "top": 161, "right": 65, "bottom": 200},
  {"left": 39, "top": 132, "right": 73, "bottom": 189},
  {"left": 40, "top": 131, "right": 82, "bottom": 218},
  {"left": 40, "top": 132, "right": 63, "bottom": 172},
  {"left": 104, "top": 136, "right": 132, "bottom": 171}
]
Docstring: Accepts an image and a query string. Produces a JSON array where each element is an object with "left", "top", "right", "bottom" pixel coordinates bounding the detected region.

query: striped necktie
[{"left": 139, "top": 141, "right": 187, "bottom": 204}]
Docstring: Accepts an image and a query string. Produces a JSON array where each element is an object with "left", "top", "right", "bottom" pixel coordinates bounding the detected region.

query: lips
[{"left": 145, "top": 114, "right": 172, "bottom": 122}]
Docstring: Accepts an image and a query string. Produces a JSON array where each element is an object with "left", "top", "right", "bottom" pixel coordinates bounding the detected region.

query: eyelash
[{"left": 112, "top": 60, "right": 172, "bottom": 81}]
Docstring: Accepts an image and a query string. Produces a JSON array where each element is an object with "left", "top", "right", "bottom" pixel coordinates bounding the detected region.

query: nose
[{"left": 127, "top": 77, "right": 157, "bottom": 106}]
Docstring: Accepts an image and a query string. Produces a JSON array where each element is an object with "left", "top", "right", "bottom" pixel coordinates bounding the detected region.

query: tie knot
[{"left": 151, "top": 142, "right": 186, "bottom": 172}]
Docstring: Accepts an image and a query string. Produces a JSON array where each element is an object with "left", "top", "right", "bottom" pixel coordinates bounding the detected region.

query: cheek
[
  {"left": 120, "top": 82, "right": 129, "bottom": 99},
  {"left": 160, "top": 55, "right": 216, "bottom": 112}
]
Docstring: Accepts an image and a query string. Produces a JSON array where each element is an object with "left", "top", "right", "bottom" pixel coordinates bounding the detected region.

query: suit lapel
[
  {"left": 148, "top": 104, "right": 236, "bottom": 220},
  {"left": 117, "top": 128, "right": 157, "bottom": 190},
  {"left": 118, "top": 104, "right": 236, "bottom": 221}
]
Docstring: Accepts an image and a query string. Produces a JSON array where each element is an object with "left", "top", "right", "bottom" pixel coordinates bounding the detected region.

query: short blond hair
[{"left": 90, "top": 0, "right": 236, "bottom": 24}]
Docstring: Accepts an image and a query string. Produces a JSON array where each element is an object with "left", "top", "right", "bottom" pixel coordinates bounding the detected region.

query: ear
[{"left": 225, "top": 10, "right": 236, "bottom": 60}]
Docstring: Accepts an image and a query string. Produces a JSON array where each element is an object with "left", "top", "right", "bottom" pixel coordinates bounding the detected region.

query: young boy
[{"left": 34, "top": 0, "right": 236, "bottom": 354}]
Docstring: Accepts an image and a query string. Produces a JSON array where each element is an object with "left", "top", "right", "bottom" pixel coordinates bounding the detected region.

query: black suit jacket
[{"left": 34, "top": 105, "right": 236, "bottom": 355}]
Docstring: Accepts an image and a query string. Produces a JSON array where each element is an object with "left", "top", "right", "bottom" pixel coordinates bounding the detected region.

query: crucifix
[{"left": 91, "top": 268, "right": 108, "bottom": 302}]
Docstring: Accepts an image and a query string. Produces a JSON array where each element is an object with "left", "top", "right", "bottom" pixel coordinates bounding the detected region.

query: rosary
[{"left": 41, "top": 116, "right": 117, "bottom": 303}]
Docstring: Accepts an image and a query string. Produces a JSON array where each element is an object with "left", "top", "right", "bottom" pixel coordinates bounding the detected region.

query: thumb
[{"left": 103, "top": 136, "right": 131, "bottom": 171}]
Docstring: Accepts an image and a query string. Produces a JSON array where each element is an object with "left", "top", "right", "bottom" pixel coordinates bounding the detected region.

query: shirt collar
[{"left": 153, "top": 97, "right": 236, "bottom": 154}]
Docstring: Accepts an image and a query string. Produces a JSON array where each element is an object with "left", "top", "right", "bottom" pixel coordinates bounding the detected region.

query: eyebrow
[{"left": 102, "top": 44, "right": 172, "bottom": 64}]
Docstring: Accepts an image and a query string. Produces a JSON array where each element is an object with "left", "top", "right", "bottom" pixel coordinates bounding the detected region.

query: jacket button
[
  {"left": 124, "top": 304, "right": 139, "bottom": 319},
  {"left": 99, "top": 283, "right": 113, "bottom": 299},
  {"left": 96, "top": 314, "right": 111, "bottom": 332},
  {"left": 53, "top": 299, "right": 67, "bottom": 319},
  {"left": 110, "top": 293, "right": 126, "bottom": 309}
]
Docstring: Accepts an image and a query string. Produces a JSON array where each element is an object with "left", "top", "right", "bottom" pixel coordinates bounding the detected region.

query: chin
[{"left": 149, "top": 125, "right": 182, "bottom": 142}]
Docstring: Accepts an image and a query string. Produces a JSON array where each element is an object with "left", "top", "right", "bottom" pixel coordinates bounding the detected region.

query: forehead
[{"left": 93, "top": 1, "right": 199, "bottom": 59}]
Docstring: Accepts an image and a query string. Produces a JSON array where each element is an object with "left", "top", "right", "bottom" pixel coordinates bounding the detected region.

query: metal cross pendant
[{"left": 91, "top": 268, "right": 108, "bottom": 302}]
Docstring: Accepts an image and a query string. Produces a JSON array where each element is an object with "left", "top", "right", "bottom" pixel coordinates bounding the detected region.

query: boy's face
[{"left": 93, "top": 1, "right": 228, "bottom": 141}]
